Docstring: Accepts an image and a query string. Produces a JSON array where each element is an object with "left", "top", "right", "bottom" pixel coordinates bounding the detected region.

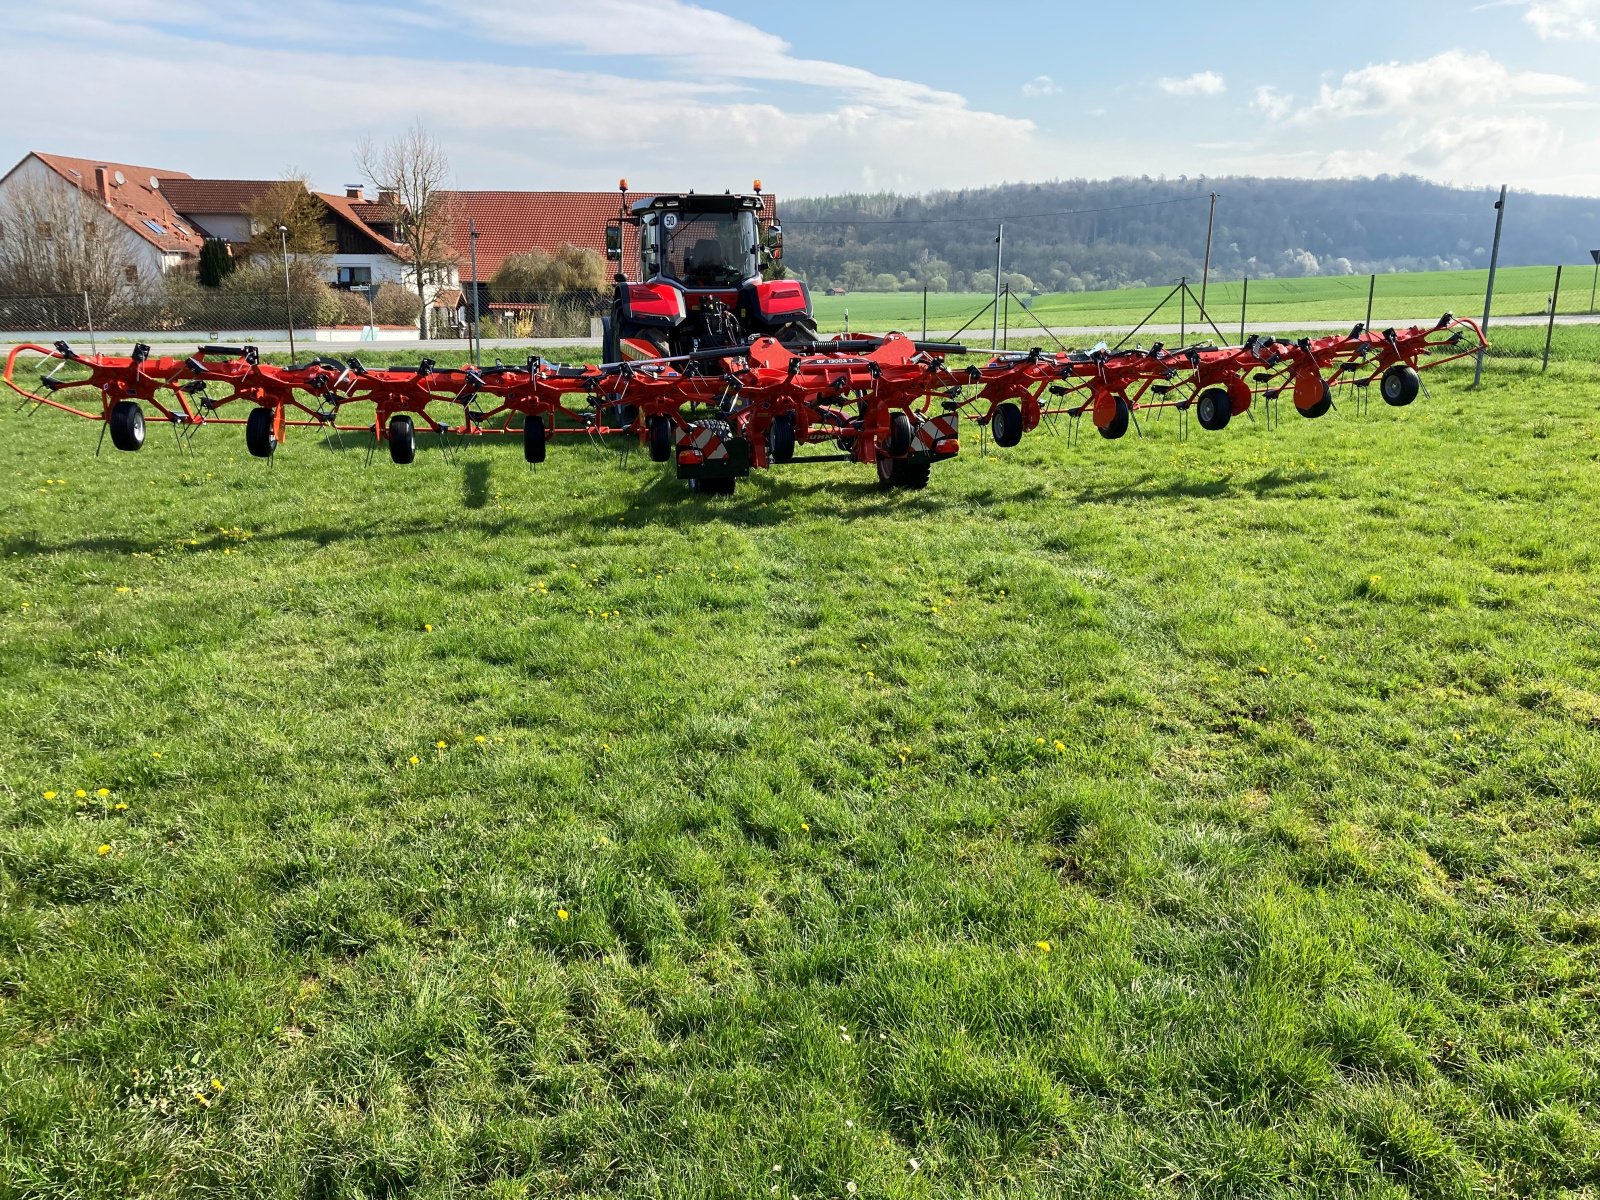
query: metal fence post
[
  {"left": 922, "top": 284, "right": 927, "bottom": 342},
  {"left": 1542, "top": 265, "right": 1562, "bottom": 373},
  {"left": 83, "top": 291, "right": 97, "bottom": 354},
  {"left": 1365, "top": 274, "right": 1375, "bottom": 334},
  {"left": 1240, "top": 277, "right": 1248, "bottom": 342},
  {"left": 1474, "top": 185, "right": 1507, "bottom": 388}
]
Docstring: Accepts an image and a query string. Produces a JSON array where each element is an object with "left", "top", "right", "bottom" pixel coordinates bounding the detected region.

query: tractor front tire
[
  {"left": 388, "top": 414, "right": 417, "bottom": 465},
  {"left": 1195, "top": 388, "right": 1232, "bottom": 431},
  {"left": 992, "top": 402, "right": 1023, "bottom": 448},
  {"left": 1381, "top": 365, "right": 1420, "bottom": 407},
  {"left": 245, "top": 406, "right": 277, "bottom": 458},
  {"left": 109, "top": 401, "right": 145, "bottom": 453}
]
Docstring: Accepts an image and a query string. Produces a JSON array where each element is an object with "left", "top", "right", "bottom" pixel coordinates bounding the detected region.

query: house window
[
  {"left": 124, "top": 265, "right": 139, "bottom": 283},
  {"left": 337, "top": 265, "right": 372, "bottom": 289},
  {"left": 37, "top": 221, "right": 54, "bottom": 240}
]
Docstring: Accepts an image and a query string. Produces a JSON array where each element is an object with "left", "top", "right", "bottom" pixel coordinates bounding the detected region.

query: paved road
[{"left": 50, "top": 312, "right": 1597, "bottom": 358}]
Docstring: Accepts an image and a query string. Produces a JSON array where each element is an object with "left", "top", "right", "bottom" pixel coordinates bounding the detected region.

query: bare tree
[
  {"left": 0, "top": 177, "right": 147, "bottom": 312},
  {"left": 357, "top": 121, "right": 458, "bottom": 338},
  {"left": 244, "top": 176, "right": 333, "bottom": 266}
]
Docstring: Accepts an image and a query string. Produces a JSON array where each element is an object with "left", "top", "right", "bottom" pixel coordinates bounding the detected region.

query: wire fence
[{"left": 0, "top": 288, "right": 609, "bottom": 344}]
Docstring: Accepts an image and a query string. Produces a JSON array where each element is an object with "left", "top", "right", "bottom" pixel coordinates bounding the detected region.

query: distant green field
[{"left": 810, "top": 265, "right": 1599, "bottom": 335}]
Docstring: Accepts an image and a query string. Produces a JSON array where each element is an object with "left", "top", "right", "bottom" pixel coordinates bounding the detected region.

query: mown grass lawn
[{"left": 1, "top": 348, "right": 1597, "bottom": 1198}]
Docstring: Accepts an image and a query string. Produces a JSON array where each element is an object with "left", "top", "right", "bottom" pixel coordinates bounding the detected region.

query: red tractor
[{"left": 601, "top": 180, "right": 817, "bottom": 362}]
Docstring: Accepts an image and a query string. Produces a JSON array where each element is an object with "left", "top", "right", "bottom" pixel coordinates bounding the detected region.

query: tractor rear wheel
[
  {"left": 388, "top": 414, "right": 417, "bottom": 464},
  {"left": 648, "top": 416, "right": 673, "bottom": 463},
  {"left": 992, "top": 402, "right": 1023, "bottom": 448},
  {"left": 1381, "top": 365, "right": 1420, "bottom": 407},
  {"left": 108, "top": 401, "right": 145, "bottom": 452},
  {"left": 1098, "top": 396, "right": 1131, "bottom": 440},
  {"left": 767, "top": 413, "right": 796, "bottom": 463},
  {"left": 245, "top": 406, "right": 277, "bottom": 458},
  {"left": 1195, "top": 388, "right": 1232, "bottom": 431},
  {"left": 523, "top": 417, "right": 547, "bottom": 464}
]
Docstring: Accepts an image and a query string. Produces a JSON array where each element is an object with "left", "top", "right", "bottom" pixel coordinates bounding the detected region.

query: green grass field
[
  {"left": 810, "top": 265, "right": 1600, "bottom": 336},
  {"left": 2, "top": 344, "right": 1598, "bottom": 1197}
]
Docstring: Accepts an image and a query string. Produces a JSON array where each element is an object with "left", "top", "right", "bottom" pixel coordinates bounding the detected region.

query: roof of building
[
  {"left": 21, "top": 151, "right": 201, "bottom": 255},
  {"left": 443, "top": 191, "right": 778, "bottom": 282},
  {"left": 152, "top": 177, "right": 281, "bottom": 214},
  {"left": 315, "top": 191, "right": 401, "bottom": 254}
]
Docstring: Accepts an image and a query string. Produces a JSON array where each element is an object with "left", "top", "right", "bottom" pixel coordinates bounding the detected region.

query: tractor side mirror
[
  {"left": 764, "top": 222, "right": 783, "bottom": 262},
  {"left": 604, "top": 222, "right": 623, "bottom": 261}
]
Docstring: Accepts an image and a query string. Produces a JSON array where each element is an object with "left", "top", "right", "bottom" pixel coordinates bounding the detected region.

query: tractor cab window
[{"left": 646, "top": 208, "right": 758, "bottom": 287}]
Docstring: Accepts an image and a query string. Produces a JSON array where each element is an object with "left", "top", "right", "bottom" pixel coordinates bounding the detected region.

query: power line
[{"left": 782, "top": 195, "right": 1209, "bottom": 227}]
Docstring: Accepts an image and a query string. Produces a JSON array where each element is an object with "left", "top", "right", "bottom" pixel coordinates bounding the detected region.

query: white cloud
[
  {"left": 1021, "top": 75, "right": 1061, "bottom": 97},
  {"left": 1158, "top": 71, "right": 1226, "bottom": 97},
  {"left": 1251, "top": 86, "right": 1293, "bottom": 120},
  {"left": 1523, "top": 0, "right": 1599, "bottom": 38},
  {"left": 1294, "top": 50, "right": 1584, "bottom": 122}
]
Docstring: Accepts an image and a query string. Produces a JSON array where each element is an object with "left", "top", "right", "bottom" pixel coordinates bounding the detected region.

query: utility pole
[
  {"left": 469, "top": 218, "right": 481, "bottom": 362},
  {"left": 278, "top": 224, "right": 295, "bottom": 361},
  {"left": 992, "top": 222, "right": 1004, "bottom": 349},
  {"left": 1200, "top": 191, "right": 1217, "bottom": 313},
  {"left": 1473, "top": 185, "right": 1507, "bottom": 388}
]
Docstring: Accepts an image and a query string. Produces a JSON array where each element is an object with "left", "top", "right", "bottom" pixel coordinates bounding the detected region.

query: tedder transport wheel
[
  {"left": 523, "top": 417, "right": 547, "bottom": 464},
  {"left": 992, "top": 402, "right": 1023, "bottom": 448},
  {"left": 388, "top": 414, "right": 417, "bottom": 465},
  {"left": 1099, "top": 396, "right": 1131, "bottom": 440},
  {"left": 1195, "top": 389, "right": 1232, "bottom": 432},
  {"left": 877, "top": 453, "right": 932, "bottom": 491},
  {"left": 1381, "top": 365, "right": 1420, "bottom": 407},
  {"left": 767, "top": 413, "right": 796, "bottom": 463},
  {"left": 649, "top": 416, "right": 673, "bottom": 463},
  {"left": 109, "top": 401, "right": 145, "bottom": 452},
  {"left": 1299, "top": 382, "right": 1333, "bottom": 420},
  {"left": 886, "top": 411, "right": 914, "bottom": 457},
  {"left": 245, "top": 406, "right": 277, "bottom": 458}
]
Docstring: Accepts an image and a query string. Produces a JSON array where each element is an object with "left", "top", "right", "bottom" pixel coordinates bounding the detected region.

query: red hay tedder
[{"left": 3, "top": 182, "right": 1488, "bottom": 496}]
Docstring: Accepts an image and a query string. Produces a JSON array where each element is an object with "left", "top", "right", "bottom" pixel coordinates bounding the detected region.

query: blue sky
[{"left": 4, "top": 0, "right": 1598, "bottom": 197}]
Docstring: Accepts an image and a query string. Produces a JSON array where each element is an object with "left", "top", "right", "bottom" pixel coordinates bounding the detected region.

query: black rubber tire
[
  {"left": 691, "top": 476, "right": 736, "bottom": 496},
  {"left": 876, "top": 454, "right": 898, "bottom": 491},
  {"left": 1099, "top": 396, "right": 1131, "bottom": 440},
  {"left": 773, "top": 318, "right": 820, "bottom": 349},
  {"left": 388, "top": 414, "right": 416, "bottom": 465},
  {"left": 877, "top": 453, "right": 932, "bottom": 491},
  {"left": 1299, "top": 382, "right": 1333, "bottom": 420},
  {"left": 601, "top": 314, "right": 619, "bottom": 365},
  {"left": 245, "top": 406, "right": 277, "bottom": 458},
  {"left": 648, "top": 416, "right": 672, "bottom": 463},
  {"left": 108, "top": 400, "right": 145, "bottom": 452},
  {"left": 767, "top": 413, "right": 796, "bottom": 463},
  {"left": 523, "top": 417, "right": 547, "bottom": 464},
  {"left": 1195, "top": 388, "right": 1232, "bottom": 431},
  {"left": 613, "top": 403, "right": 640, "bottom": 429},
  {"left": 1381, "top": 365, "right": 1420, "bottom": 407},
  {"left": 992, "top": 402, "right": 1023, "bottom": 448},
  {"left": 885, "top": 411, "right": 914, "bottom": 458}
]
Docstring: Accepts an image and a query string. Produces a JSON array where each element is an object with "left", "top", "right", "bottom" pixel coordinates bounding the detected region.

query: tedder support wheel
[
  {"left": 388, "top": 414, "right": 417, "bottom": 465},
  {"left": 768, "top": 413, "right": 796, "bottom": 463},
  {"left": 1195, "top": 389, "right": 1232, "bottom": 431},
  {"left": 648, "top": 416, "right": 673, "bottom": 463},
  {"left": 877, "top": 453, "right": 932, "bottom": 491},
  {"left": 524, "top": 418, "right": 547, "bottom": 464},
  {"left": 886, "top": 411, "right": 913, "bottom": 458},
  {"left": 690, "top": 476, "right": 736, "bottom": 496},
  {"left": 108, "top": 400, "right": 145, "bottom": 452},
  {"left": 245, "top": 406, "right": 277, "bottom": 458},
  {"left": 1299, "top": 382, "right": 1333, "bottom": 420},
  {"left": 991, "top": 402, "right": 1024, "bottom": 448},
  {"left": 1381, "top": 365, "right": 1420, "bottom": 407},
  {"left": 1099, "top": 396, "right": 1131, "bottom": 440}
]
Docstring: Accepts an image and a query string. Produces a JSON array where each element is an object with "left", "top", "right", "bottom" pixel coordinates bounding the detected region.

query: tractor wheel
[
  {"left": 1298, "top": 382, "right": 1333, "bottom": 420},
  {"left": 773, "top": 318, "right": 820, "bottom": 349},
  {"left": 648, "top": 416, "right": 673, "bottom": 463},
  {"left": 1195, "top": 388, "right": 1232, "bottom": 431},
  {"left": 388, "top": 414, "right": 417, "bottom": 464},
  {"left": 767, "top": 413, "right": 796, "bottom": 463},
  {"left": 108, "top": 401, "right": 145, "bottom": 452},
  {"left": 1381, "top": 365, "right": 1420, "bottom": 407},
  {"left": 245, "top": 406, "right": 277, "bottom": 458},
  {"left": 992, "top": 402, "right": 1023, "bottom": 448},
  {"left": 691, "top": 476, "right": 736, "bottom": 497},
  {"left": 523, "top": 417, "right": 547, "bottom": 464},
  {"left": 1098, "top": 396, "right": 1131, "bottom": 440},
  {"left": 886, "top": 411, "right": 913, "bottom": 458},
  {"left": 601, "top": 315, "right": 619, "bottom": 364}
]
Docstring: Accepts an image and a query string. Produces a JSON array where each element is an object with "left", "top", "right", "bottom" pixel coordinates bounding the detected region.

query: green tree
[
  {"left": 198, "top": 238, "right": 234, "bottom": 288},
  {"left": 244, "top": 178, "right": 332, "bottom": 263}
]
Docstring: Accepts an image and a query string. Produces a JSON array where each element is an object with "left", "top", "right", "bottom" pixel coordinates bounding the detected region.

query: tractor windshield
[{"left": 646, "top": 208, "right": 759, "bottom": 287}]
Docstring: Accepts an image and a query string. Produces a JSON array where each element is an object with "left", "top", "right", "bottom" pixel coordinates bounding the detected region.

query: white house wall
[{"left": 0, "top": 156, "right": 165, "bottom": 281}]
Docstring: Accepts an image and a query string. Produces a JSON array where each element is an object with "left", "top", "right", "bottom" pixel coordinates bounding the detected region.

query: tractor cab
[{"left": 603, "top": 183, "right": 814, "bottom": 362}]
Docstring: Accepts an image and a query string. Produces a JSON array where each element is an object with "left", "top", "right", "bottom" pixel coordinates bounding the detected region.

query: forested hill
[{"left": 780, "top": 176, "right": 1600, "bottom": 293}]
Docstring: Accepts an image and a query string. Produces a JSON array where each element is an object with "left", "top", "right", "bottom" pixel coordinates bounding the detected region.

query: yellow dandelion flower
[
  {"left": 800, "top": 822, "right": 810, "bottom": 832},
  {"left": 408, "top": 755, "right": 420, "bottom": 765},
  {"left": 474, "top": 735, "right": 486, "bottom": 744},
  {"left": 115, "top": 802, "right": 129, "bottom": 811},
  {"left": 75, "top": 789, "right": 87, "bottom": 798},
  {"left": 211, "top": 1078, "right": 223, "bottom": 1090},
  {"left": 43, "top": 790, "right": 57, "bottom": 800},
  {"left": 423, "top": 623, "right": 433, "bottom": 632},
  {"left": 1035, "top": 737, "right": 1046, "bottom": 745},
  {"left": 435, "top": 740, "right": 447, "bottom": 749},
  {"left": 1053, "top": 740, "right": 1066, "bottom": 752},
  {"left": 115, "top": 586, "right": 131, "bottom": 593},
  {"left": 97, "top": 844, "right": 111, "bottom": 856},
  {"left": 1036, "top": 940, "right": 1052, "bottom": 953},
  {"left": 150, "top": 751, "right": 162, "bottom": 759},
  {"left": 557, "top": 908, "right": 569, "bottom": 921},
  {"left": 96, "top": 788, "right": 110, "bottom": 797}
]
